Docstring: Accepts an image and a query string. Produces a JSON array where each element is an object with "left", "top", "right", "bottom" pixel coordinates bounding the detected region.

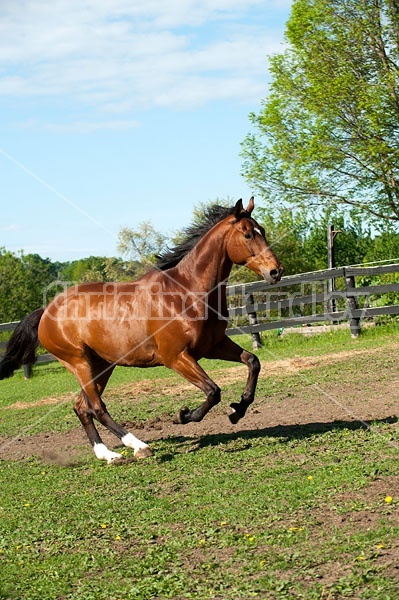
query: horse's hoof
[
  {"left": 172, "top": 406, "right": 191, "bottom": 424},
  {"left": 135, "top": 446, "right": 154, "bottom": 459},
  {"left": 228, "top": 403, "right": 241, "bottom": 424}
]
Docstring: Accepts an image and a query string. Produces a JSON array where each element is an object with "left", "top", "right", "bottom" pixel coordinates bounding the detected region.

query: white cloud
[
  {"left": 0, "top": 0, "right": 290, "bottom": 110},
  {"left": 0, "top": 224, "right": 20, "bottom": 232}
]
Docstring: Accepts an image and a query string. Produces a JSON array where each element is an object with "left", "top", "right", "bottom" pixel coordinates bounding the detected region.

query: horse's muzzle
[{"left": 263, "top": 265, "right": 284, "bottom": 284}]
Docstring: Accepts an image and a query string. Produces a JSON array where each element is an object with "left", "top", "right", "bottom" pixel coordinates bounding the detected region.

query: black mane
[{"left": 155, "top": 205, "right": 235, "bottom": 271}]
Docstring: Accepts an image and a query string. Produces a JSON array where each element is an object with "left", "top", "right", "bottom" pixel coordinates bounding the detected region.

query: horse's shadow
[{"left": 156, "top": 416, "right": 398, "bottom": 461}]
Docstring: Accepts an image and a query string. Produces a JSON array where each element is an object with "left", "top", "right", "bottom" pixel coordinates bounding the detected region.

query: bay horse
[{"left": 0, "top": 198, "right": 283, "bottom": 463}]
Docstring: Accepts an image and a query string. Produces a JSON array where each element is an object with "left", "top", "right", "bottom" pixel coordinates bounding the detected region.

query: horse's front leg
[
  {"left": 206, "top": 336, "right": 260, "bottom": 424},
  {"left": 168, "top": 351, "right": 221, "bottom": 424}
]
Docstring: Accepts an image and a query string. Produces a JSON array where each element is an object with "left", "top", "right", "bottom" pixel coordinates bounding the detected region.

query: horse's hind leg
[
  {"left": 70, "top": 358, "right": 152, "bottom": 462},
  {"left": 73, "top": 390, "right": 123, "bottom": 463}
]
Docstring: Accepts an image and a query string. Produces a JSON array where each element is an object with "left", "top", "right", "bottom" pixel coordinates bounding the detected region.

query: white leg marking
[
  {"left": 121, "top": 432, "right": 150, "bottom": 455},
  {"left": 93, "top": 443, "right": 122, "bottom": 464}
]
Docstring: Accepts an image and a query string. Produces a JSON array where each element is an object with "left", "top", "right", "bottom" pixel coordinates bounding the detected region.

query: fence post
[
  {"left": 344, "top": 268, "right": 361, "bottom": 338},
  {"left": 327, "top": 225, "right": 337, "bottom": 316},
  {"left": 245, "top": 292, "right": 262, "bottom": 350}
]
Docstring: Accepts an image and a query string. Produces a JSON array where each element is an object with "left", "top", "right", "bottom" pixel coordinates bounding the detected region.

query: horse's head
[{"left": 226, "top": 198, "right": 284, "bottom": 284}]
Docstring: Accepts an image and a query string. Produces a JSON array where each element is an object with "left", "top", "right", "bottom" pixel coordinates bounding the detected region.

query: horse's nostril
[{"left": 270, "top": 269, "right": 279, "bottom": 280}]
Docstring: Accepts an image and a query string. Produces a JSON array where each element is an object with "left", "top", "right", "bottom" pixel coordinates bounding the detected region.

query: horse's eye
[{"left": 244, "top": 232, "right": 252, "bottom": 240}]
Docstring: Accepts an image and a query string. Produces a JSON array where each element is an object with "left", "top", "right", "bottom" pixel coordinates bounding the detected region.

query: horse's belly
[
  {"left": 86, "top": 321, "right": 162, "bottom": 367},
  {"left": 94, "top": 336, "right": 161, "bottom": 367}
]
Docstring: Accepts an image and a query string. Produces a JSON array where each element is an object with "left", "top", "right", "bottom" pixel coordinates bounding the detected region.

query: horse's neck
[{"left": 174, "top": 224, "right": 232, "bottom": 292}]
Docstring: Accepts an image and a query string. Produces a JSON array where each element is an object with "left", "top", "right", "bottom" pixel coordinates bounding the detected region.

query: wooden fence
[
  {"left": 2, "top": 262, "right": 399, "bottom": 376},
  {"left": 225, "top": 262, "right": 399, "bottom": 347}
]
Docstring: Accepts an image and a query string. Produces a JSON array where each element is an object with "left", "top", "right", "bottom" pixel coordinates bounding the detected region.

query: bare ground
[{"left": 1, "top": 343, "right": 398, "bottom": 463}]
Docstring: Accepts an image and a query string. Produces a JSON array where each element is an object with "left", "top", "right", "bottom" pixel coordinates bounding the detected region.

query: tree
[
  {"left": 241, "top": 0, "right": 399, "bottom": 223},
  {"left": 60, "top": 256, "right": 139, "bottom": 283},
  {"left": 61, "top": 256, "right": 107, "bottom": 283},
  {"left": 117, "top": 221, "right": 167, "bottom": 271},
  {"left": 0, "top": 249, "right": 59, "bottom": 322},
  {"left": 101, "top": 257, "right": 139, "bottom": 282},
  {"left": 363, "top": 225, "right": 399, "bottom": 263},
  {"left": 258, "top": 207, "right": 373, "bottom": 275}
]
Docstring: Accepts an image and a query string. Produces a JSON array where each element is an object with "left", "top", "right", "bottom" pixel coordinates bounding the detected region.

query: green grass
[
  {"left": 1, "top": 425, "right": 398, "bottom": 599},
  {"left": 1, "top": 324, "right": 399, "bottom": 599},
  {"left": 1, "top": 322, "right": 398, "bottom": 408},
  {"left": 1, "top": 322, "right": 398, "bottom": 436}
]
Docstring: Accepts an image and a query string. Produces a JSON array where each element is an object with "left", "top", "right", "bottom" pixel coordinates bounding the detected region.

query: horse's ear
[
  {"left": 234, "top": 199, "right": 243, "bottom": 218},
  {"left": 246, "top": 196, "right": 255, "bottom": 214}
]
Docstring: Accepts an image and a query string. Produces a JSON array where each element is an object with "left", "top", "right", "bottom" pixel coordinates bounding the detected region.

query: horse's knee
[
  {"left": 73, "top": 394, "right": 87, "bottom": 417},
  {"left": 77, "top": 392, "right": 107, "bottom": 421},
  {"left": 246, "top": 352, "right": 260, "bottom": 375},
  {"left": 73, "top": 397, "right": 94, "bottom": 430}
]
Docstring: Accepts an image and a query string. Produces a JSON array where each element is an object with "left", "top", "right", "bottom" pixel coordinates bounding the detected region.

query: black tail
[{"left": 0, "top": 308, "right": 45, "bottom": 379}]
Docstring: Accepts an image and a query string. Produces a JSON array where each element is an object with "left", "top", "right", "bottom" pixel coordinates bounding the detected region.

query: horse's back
[
  {"left": 38, "top": 270, "right": 227, "bottom": 368},
  {"left": 38, "top": 279, "right": 161, "bottom": 367}
]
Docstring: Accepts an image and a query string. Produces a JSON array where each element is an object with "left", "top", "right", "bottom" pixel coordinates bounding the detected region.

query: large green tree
[
  {"left": 259, "top": 207, "right": 373, "bottom": 275},
  {"left": 117, "top": 221, "right": 168, "bottom": 273},
  {"left": 60, "top": 256, "right": 139, "bottom": 283},
  {"left": 0, "top": 249, "right": 59, "bottom": 322},
  {"left": 241, "top": 0, "right": 399, "bottom": 223}
]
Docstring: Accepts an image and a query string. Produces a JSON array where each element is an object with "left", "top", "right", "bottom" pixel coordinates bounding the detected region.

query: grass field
[{"left": 1, "top": 325, "right": 399, "bottom": 599}]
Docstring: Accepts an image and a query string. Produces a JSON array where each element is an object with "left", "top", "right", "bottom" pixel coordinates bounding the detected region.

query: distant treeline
[{"left": 1, "top": 207, "right": 399, "bottom": 323}]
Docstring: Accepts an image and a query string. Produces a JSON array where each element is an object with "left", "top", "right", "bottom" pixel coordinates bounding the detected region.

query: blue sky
[{"left": 1, "top": 0, "right": 292, "bottom": 262}]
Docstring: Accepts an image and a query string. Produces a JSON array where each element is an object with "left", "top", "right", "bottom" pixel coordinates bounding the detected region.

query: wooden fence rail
[
  {"left": 225, "top": 263, "right": 399, "bottom": 346},
  {"left": 2, "top": 262, "right": 399, "bottom": 376}
]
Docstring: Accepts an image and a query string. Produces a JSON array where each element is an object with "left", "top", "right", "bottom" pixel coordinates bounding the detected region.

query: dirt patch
[
  {"left": 1, "top": 343, "right": 399, "bottom": 464},
  {"left": 3, "top": 342, "right": 396, "bottom": 411},
  {"left": 3, "top": 394, "right": 75, "bottom": 411}
]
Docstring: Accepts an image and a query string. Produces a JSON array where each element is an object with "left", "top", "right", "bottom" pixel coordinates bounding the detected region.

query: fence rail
[
  {"left": 2, "top": 262, "right": 399, "bottom": 375},
  {"left": 225, "top": 263, "right": 399, "bottom": 345}
]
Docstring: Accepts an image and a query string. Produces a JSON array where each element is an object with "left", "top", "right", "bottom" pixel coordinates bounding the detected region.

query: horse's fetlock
[
  {"left": 241, "top": 391, "right": 254, "bottom": 405},
  {"left": 211, "top": 385, "right": 221, "bottom": 404}
]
